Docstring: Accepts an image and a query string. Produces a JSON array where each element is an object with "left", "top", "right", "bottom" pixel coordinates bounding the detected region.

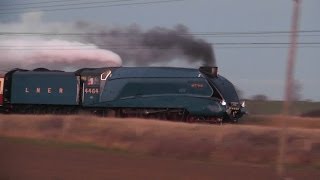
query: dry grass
[
  {"left": 241, "top": 115, "right": 320, "bottom": 129},
  {"left": 1, "top": 114, "right": 320, "bottom": 168}
]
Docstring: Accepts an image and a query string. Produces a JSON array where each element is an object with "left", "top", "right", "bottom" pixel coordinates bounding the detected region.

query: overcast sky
[{"left": 0, "top": 0, "right": 319, "bottom": 101}]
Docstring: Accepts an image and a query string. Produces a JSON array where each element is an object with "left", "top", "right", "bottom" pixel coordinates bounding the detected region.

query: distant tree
[
  {"left": 290, "top": 80, "right": 302, "bottom": 101},
  {"left": 235, "top": 86, "right": 244, "bottom": 99},
  {"left": 251, "top": 94, "right": 268, "bottom": 101}
]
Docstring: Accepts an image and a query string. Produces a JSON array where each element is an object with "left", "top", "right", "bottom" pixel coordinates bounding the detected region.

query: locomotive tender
[{"left": 0, "top": 67, "right": 245, "bottom": 123}]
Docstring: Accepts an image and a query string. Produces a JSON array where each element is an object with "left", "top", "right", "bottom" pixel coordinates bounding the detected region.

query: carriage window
[{"left": 101, "top": 70, "right": 112, "bottom": 80}]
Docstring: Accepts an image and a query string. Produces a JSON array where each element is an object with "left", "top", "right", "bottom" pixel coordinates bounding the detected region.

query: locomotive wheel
[
  {"left": 186, "top": 115, "right": 194, "bottom": 123},
  {"left": 231, "top": 118, "right": 239, "bottom": 124},
  {"left": 115, "top": 109, "right": 124, "bottom": 118},
  {"left": 186, "top": 115, "right": 205, "bottom": 123}
]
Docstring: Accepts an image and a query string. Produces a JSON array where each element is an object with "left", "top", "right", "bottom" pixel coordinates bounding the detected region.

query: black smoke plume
[{"left": 77, "top": 23, "right": 216, "bottom": 66}]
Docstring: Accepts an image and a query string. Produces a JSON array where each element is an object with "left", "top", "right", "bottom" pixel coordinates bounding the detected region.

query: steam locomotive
[{"left": 0, "top": 66, "right": 245, "bottom": 123}]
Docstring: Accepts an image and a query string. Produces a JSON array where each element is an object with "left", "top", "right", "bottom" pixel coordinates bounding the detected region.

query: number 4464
[{"left": 84, "top": 88, "right": 99, "bottom": 94}]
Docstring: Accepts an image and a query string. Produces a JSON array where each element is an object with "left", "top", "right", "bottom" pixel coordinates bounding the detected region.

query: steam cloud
[
  {"left": 0, "top": 12, "right": 122, "bottom": 70},
  {"left": 0, "top": 12, "right": 215, "bottom": 71},
  {"left": 0, "top": 38, "right": 122, "bottom": 70}
]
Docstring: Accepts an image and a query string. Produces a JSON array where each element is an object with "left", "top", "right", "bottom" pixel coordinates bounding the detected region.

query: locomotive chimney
[{"left": 199, "top": 66, "right": 218, "bottom": 77}]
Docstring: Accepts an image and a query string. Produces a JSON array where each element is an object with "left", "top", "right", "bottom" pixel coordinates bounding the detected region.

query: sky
[{"left": 0, "top": 0, "right": 319, "bottom": 101}]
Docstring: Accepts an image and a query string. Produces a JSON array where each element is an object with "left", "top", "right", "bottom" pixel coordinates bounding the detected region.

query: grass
[
  {"left": 0, "top": 135, "right": 109, "bottom": 152},
  {"left": 1, "top": 114, "right": 320, "bottom": 168},
  {"left": 240, "top": 115, "right": 320, "bottom": 129},
  {"left": 246, "top": 100, "right": 320, "bottom": 115}
]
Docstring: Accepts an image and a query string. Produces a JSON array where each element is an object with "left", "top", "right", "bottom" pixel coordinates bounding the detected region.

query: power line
[
  {"left": 215, "top": 46, "right": 320, "bottom": 49},
  {"left": 1, "top": 0, "right": 84, "bottom": 7},
  {"left": 181, "top": 30, "right": 320, "bottom": 35},
  {"left": 0, "top": 46, "right": 320, "bottom": 51},
  {"left": 214, "top": 42, "right": 320, "bottom": 45},
  {"left": 0, "top": 0, "right": 186, "bottom": 15},
  {"left": 0, "top": 30, "right": 319, "bottom": 35},
  {"left": 0, "top": 0, "right": 137, "bottom": 11},
  {"left": 193, "top": 33, "right": 320, "bottom": 38},
  {"left": 1, "top": 42, "right": 319, "bottom": 47},
  {"left": 0, "top": 30, "right": 319, "bottom": 37},
  {"left": 0, "top": 44, "right": 319, "bottom": 50}
]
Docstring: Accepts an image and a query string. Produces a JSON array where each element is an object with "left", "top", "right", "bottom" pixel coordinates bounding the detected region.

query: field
[
  {"left": 246, "top": 100, "right": 320, "bottom": 116},
  {"left": 1, "top": 114, "right": 320, "bottom": 179}
]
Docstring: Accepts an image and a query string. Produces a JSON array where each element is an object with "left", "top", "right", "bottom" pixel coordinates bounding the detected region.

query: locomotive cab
[{"left": 76, "top": 68, "right": 114, "bottom": 106}]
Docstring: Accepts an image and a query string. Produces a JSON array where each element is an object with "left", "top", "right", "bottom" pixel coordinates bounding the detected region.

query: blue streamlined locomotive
[{"left": 0, "top": 67, "right": 246, "bottom": 123}]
